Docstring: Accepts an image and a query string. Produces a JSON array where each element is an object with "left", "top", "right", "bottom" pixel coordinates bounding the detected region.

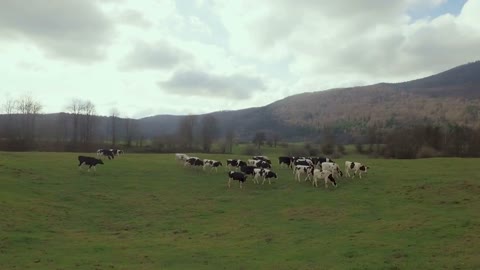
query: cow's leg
[
  {"left": 228, "top": 178, "right": 232, "bottom": 188},
  {"left": 359, "top": 171, "right": 362, "bottom": 179},
  {"left": 239, "top": 181, "right": 243, "bottom": 189}
]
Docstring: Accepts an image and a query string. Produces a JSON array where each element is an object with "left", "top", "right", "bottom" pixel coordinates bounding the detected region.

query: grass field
[{"left": 1, "top": 150, "right": 479, "bottom": 269}]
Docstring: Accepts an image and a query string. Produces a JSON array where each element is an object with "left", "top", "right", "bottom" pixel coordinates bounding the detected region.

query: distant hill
[{"left": 1, "top": 61, "right": 479, "bottom": 143}]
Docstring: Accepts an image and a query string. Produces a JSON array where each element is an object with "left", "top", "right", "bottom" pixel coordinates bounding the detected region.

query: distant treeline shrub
[{"left": 360, "top": 124, "right": 480, "bottom": 159}]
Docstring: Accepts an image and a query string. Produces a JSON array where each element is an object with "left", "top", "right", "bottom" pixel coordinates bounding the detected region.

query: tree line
[{"left": 0, "top": 95, "right": 141, "bottom": 152}]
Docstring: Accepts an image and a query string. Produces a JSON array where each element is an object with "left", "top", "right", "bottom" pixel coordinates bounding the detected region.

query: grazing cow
[
  {"left": 227, "top": 171, "right": 247, "bottom": 188},
  {"left": 184, "top": 157, "right": 201, "bottom": 167},
  {"left": 78, "top": 156, "right": 104, "bottom": 172},
  {"left": 175, "top": 153, "right": 189, "bottom": 163},
  {"left": 255, "top": 160, "right": 272, "bottom": 169},
  {"left": 203, "top": 160, "right": 223, "bottom": 172},
  {"left": 110, "top": 149, "right": 123, "bottom": 156},
  {"left": 247, "top": 159, "right": 258, "bottom": 166},
  {"left": 226, "top": 159, "right": 247, "bottom": 170},
  {"left": 240, "top": 165, "right": 257, "bottom": 177},
  {"left": 345, "top": 161, "right": 369, "bottom": 178},
  {"left": 253, "top": 168, "right": 278, "bottom": 185},
  {"left": 98, "top": 149, "right": 115, "bottom": 160},
  {"left": 253, "top": 156, "right": 271, "bottom": 164},
  {"left": 278, "top": 156, "right": 292, "bottom": 168},
  {"left": 292, "top": 159, "right": 314, "bottom": 171},
  {"left": 313, "top": 169, "right": 337, "bottom": 188},
  {"left": 321, "top": 162, "right": 343, "bottom": 178},
  {"left": 294, "top": 165, "right": 315, "bottom": 182},
  {"left": 310, "top": 157, "right": 333, "bottom": 167}
]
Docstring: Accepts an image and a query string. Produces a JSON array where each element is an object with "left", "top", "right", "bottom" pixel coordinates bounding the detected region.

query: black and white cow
[
  {"left": 345, "top": 161, "right": 369, "bottom": 179},
  {"left": 292, "top": 158, "right": 314, "bottom": 171},
  {"left": 203, "top": 159, "right": 223, "bottom": 172},
  {"left": 185, "top": 157, "right": 203, "bottom": 168},
  {"left": 110, "top": 149, "right": 123, "bottom": 156},
  {"left": 226, "top": 159, "right": 247, "bottom": 170},
  {"left": 253, "top": 156, "right": 271, "bottom": 164},
  {"left": 294, "top": 165, "right": 315, "bottom": 182},
  {"left": 227, "top": 171, "right": 247, "bottom": 188},
  {"left": 253, "top": 168, "right": 278, "bottom": 185},
  {"left": 97, "top": 149, "right": 115, "bottom": 160},
  {"left": 278, "top": 156, "right": 292, "bottom": 168},
  {"left": 78, "top": 156, "right": 104, "bottom": 172},
  {"left": 313, "top": 169, "right": 337, "bottom": 188}
]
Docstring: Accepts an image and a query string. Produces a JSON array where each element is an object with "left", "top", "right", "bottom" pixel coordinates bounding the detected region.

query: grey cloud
[
  {"left": 248, "top": 0, "right": 407, "bottom": 49},
  {"left": 0, "top": 0, "right": 113, "bottom": 62},
  {"left": 118, "top": 9, "right": 152, "bottom": 28},
  {"left": 159, "top": 69, "right": 266, "bottom": 99},
  {"left": 120, "top": 41, "right": 192, "bottom": 70}
]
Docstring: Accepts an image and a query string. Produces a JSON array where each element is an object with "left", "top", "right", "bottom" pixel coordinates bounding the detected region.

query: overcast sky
[{"left": 1, "top": 0, "right": 478, "bottom": 118}]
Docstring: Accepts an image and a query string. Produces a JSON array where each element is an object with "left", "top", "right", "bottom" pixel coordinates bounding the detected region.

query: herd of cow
[
  {"left": 175, "top": 154, "right": 369, "bottom": 189},
  {"left": 76, "top": 149, "right": 369, "bottom": 189},
  {"left": 77, "top": 148, "right": 124, "bottom": 171}
]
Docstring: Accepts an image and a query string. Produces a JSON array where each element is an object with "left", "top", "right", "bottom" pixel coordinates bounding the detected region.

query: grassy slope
[{"left": 0, "top": 150, "right": 479, "bottom": 269}]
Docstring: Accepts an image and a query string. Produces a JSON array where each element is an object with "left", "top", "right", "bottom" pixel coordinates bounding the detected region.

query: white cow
[
  {"left": 321, "top": 162, "right": 343, "bottom": 178},
  {"left": 175, "top": 153, "right": 189, "bottom": 163},
  {"left": 345, "top": 161, "right": 369, "bottom": 179},
  {"left": 313, "top": 169, "right": 337, "bottom": 188}
]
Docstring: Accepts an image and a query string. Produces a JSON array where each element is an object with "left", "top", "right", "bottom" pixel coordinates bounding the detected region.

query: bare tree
[
  {"left": 224, "top": 128, "right": 234, "bottom": 153},
  {"left": 66, "top": 99, "right": 85, "bottom": 145},
  {"left": 177, "top": 115, "right": 196, "bottom": 150},
  {"left": 252, "top": 131, "right": 266, "bottom": 149},
  {"left": 1, "top": 97, "right": 18, "bottom": 141},
  {"left": 125, "top": 118, "right": 137, "bottom": 147},
  {"left": 80, "top": 100, "right": 96, "bottom": 146},
  {"left": 16, "top": 94, "right": 42, "bottom": 147},
  {"left": 110, "top": 107, "right": 120, "bottom": 147},
  {"left": 201, "top": 115, "right": 218, "bottom": 152}
]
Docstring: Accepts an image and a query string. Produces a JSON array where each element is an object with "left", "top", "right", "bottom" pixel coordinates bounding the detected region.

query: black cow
[
  {"left": 78, "top": 156, "right": 104, "bottom": 172},
  {"left": 227, "top": 171, "right": 247, "bottom": 188},
  {"left": 240, "top": 165, "right": 257, "bottom": 177},
  {"left": 278, "top": 156, "right": 292, "bottom": 168}
]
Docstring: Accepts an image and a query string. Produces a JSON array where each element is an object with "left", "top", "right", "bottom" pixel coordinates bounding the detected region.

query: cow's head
[
  {"left": 97, "top": 159, "right": 104, "bottom": 165},
  {"left": 359, "top": 165, "right": 368, "bottom": 172}
]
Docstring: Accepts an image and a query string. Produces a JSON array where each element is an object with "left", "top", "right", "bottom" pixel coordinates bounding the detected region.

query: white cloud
[{"left": 0, "top": 0, "right": 477, "bottom": 118}]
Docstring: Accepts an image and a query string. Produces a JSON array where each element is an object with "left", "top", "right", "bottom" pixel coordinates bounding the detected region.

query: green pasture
[{"left": 0, "top": 150, "right": 479, "bottom": 269}]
